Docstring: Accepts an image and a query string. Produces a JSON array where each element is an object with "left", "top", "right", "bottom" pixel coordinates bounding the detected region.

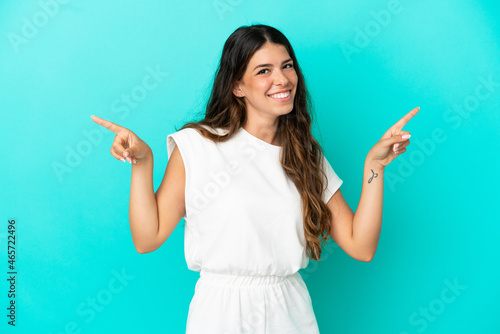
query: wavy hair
[{"left": 177, "top": 24, "right": 335, "bottom": 261}]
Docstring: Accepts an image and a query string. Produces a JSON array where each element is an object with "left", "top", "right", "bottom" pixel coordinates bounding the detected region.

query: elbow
[
  {"left": 358, "top": 254, "right": 374, "bottom": 262},
  {"left": 133, "top": 234, "right": 160, "bottom": 254},
  {"left": 357, "top": 250, "right": 375, "bottom": 262},
  {"left": 136, "top": 247, "right": 154, "bottom": 254},
  {"left": 353, "top": 242, "right": 377, "bottom": 262},
  {"left": 134, "top": 243, "right": 155, "bottom": 254}
]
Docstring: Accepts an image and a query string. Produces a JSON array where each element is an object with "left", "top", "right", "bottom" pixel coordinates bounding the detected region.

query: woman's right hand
[{"left": 91, "top": 115, "right": 152, "bottom": 164}]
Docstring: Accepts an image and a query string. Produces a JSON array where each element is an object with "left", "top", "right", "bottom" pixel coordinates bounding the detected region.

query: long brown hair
[{"left": 176, "top": 24, "right": 334, "bottom": 261}]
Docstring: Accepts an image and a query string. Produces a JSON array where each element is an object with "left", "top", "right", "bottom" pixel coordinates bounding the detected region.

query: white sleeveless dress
[{"left": 166, "top": 126, "right": 343, "bottom": 334}]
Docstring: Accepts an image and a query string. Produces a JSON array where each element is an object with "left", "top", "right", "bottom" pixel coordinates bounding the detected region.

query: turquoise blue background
[{"left": 1, "top": 0, "right": 499, "bottom": 333}]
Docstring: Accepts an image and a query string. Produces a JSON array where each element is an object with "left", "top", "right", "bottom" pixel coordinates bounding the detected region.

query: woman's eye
[{"left": 257, "top": 64, "right": 293, "bottom": 75}]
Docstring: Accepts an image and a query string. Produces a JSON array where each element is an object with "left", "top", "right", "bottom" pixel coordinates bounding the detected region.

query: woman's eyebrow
[{"left": 253, "top": 58, "right": 292, "bottom": 71}]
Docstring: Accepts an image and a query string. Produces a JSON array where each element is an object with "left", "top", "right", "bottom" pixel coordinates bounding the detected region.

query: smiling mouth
[{"left": 268, "top": 89, "right": 291, "bottom": 99}]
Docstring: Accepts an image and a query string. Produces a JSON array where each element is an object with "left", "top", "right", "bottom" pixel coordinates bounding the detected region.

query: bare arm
[
  {"left": 326, "top": 157, "right": 383, "bottom": 262},
  {"left": 351, "top": 157, "right": 384, "bottom": 261},
  {"left": 130, "top": 146, "right": 186, "bottom": 254},
  {"left": 128, "top": 148, "right": 158, "bottom": 253}
]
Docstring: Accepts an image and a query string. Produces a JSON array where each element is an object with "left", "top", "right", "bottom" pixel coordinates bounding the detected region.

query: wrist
[
  {"left": 365, "top": 156, "right": 385, "bottom": 173},
  {"left": 133, "top": 150, "right": 154, "bottom": 166}
]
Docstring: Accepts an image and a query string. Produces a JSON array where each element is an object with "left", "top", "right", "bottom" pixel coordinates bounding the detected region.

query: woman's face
[{"left": 233, "top": 42, "right": 298, "bottom": 121}]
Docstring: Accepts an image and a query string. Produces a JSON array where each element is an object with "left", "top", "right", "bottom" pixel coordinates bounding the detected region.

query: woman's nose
[{"left": 273, "top": 69, "right": 289, "bottom": 85}]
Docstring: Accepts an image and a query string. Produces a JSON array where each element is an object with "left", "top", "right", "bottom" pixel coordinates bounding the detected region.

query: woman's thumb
[
  {"left": 124, "top": 149, "right": 132, "bottom": 157},
  {"left": 388, "top": 131, "right": 411, "bottom": 144}
]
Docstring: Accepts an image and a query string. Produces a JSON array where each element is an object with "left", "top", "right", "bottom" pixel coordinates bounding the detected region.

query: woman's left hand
[{"left": 367, "top": 107, "right": 420, "bottom": 168}]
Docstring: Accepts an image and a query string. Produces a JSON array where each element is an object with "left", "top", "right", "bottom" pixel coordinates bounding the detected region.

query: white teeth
[{"left": 269, "top": 90, "right": 290, "bottom": 99}]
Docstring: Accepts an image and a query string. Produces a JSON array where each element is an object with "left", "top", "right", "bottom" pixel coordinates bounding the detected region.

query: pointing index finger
[
  {"left": 90, "top": 115, "right": 124, "bottom": 134},
  {"left": 392, "top": 107, "right": 420, "bottom": 130}
]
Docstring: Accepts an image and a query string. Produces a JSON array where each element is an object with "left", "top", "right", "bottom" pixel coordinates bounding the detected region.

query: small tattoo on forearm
[{"left": 368, "top": 169, "right": 378, "bottom": 183}]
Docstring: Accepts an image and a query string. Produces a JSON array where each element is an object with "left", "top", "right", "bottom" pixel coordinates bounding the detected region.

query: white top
[{"left": 166, "top": 126, "right": 343, "bottom": 276}]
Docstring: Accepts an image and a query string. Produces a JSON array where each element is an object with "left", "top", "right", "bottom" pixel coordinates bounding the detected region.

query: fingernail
[
  {"left": 124, "top": 152, "right": 129, "bottom": 157},
  {"left": 402, "top": 134, "right": 411, "bottom": 139},
  {"left": 120, "top": 157, "right": 125, "bottom": 162},
  {"left": 126, "top": 157, "right": 132, "bottom": 163}
]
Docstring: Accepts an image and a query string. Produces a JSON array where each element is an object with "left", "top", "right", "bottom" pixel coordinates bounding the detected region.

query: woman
[{"left": 91, "top": 24, "right": 418, "bottom": 333}]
